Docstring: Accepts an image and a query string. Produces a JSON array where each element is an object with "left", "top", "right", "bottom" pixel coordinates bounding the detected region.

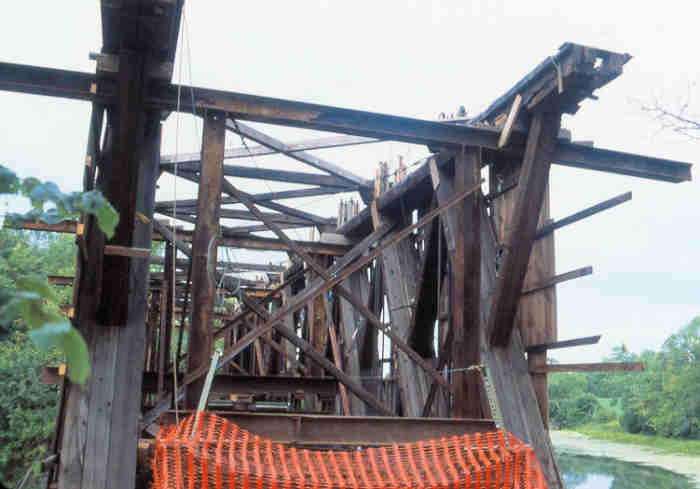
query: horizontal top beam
[{"left": 0, "top": 59, "right": 693, "bottom": 183}]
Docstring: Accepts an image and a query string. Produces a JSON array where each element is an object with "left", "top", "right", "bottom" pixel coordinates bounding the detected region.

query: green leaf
[
  {"left": 28, "top": 321, "right": 70, "bottom": 349},
  {"left": 16, "top": 276, "right": 55, "bottom": 301},
  {"left": 81, "top": 190, "right": 120, "bottom": 237},
  {"left": 29, "top": 322, "right": 90, "bottom": 384},
  {"left": 60, "top": 326, "right": 90, "bottom": 383},
  {"left": 16, "top": 291, "right": 50, "bottom": 329},
  {"left": 0, "top": 165, "right": 19, "bottom": 194}
]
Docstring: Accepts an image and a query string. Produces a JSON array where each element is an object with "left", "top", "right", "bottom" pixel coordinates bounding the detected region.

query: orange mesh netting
[{"left": 153, "top": 412, "right": 547, "bottom": 489}]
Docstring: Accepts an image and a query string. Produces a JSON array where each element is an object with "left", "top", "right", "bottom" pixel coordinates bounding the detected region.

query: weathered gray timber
[
  {"left": 185, "top": 111, "right": 225, "bottom": 407},
  {"left": 339, "top": 267, "right": 372, "bottom": 415},
  {"left": 488, "top": 111, "right": 562, "bottom": 347},
  {"left": 370, "top": 204, "right": 428, "bottom": 417}
]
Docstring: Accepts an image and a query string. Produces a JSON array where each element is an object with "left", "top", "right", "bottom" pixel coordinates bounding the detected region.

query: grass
[{"left": 567, "top": 420, "right": 700, "bottom": 457}]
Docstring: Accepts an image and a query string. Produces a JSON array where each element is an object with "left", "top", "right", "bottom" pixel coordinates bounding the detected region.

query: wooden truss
[{"left": 1, "top": 4, "right": 693, "bottom": 489}]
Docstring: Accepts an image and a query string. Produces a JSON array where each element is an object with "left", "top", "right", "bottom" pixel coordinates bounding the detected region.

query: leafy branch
[{"left": 0, "top": 165, "right": 119, "bottom": 383}]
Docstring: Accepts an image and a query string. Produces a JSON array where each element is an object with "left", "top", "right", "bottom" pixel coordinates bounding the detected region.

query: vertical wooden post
[
  {"left": 452, "top": 146, "right": 483, "bottom": 418},
  {"left": 58, "top": 50, "right": 161, "bottom": 489},
  {"left": 370, "top": 204, "right": 426, "bottom": 417},
  {"left": 159, "top": 243, "right": 175, "bottom": 398},
  {"left": 338, "top": 266, "right": 372, "bottom": 415},
  {"left": 185, "top": 110, "right": 225, "bottom": 408},
  {"left": 489, "top": 140, "right": 558, "bottom": 428}
]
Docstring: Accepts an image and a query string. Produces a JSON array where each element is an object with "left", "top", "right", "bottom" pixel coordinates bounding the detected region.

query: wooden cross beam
[
  {"left": 163, "top": 166, "right": 335, "bottom": 227},
  {"left": 220, "top": 177, "right": 456, "bottom": 394},
  {"left": 154, "top": 187, "right": 339, "bottom": 211},
  {"left": 225, "top": 118, "right": 369, "bottom": 188},
  {"left": 161, "top": 134, "right": 379, "bottom": 164},
  {"left": 162, "top": 162, "right": 356, "bottom": 189}
]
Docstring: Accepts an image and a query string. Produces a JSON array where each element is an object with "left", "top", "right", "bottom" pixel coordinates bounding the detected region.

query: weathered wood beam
[
  {"left": 0, "top": 61, "right": 692, "bottom": 182},
  {"left": 162, "top": 165, "right": 336, "bottom": 226},
  {"left": 222, "top": 177, "right": 454, "bottom": 394},
  {"left": 522, "top": 266, "right": 593, "bottom": 296},
  {"left": 526, "top": 335, "right": 601, "bottom": 355},
  {"left": 221, "top": 222, "right": 311, "bottom": 234},
  {"left": 0, "top": 61, "right": 99, "bottom": 101},
  {"left": 161, "top": 134, "right": 379, "bottom": 164},
  {"left": 535, "top": 191, "right": 632, "bottom": 239},
  {"left": 452, "top": 146, "right": 484, "bottom": 418},
  {"left": 217, "top": 208, "right": 316, "bottom": 225},
  {"left": 58, "top": 54, "right": 161, "bottom": 489},
  {"left": 225, "top": 118, "right": 369, "bottom": 187},
  {"left": 477, "top": 204, "right": 563, "bottom": 489},
  {"left": 140, "top": 181, "right": 481, "bottom": 428},
  {"left": 161, "top": 162, "right": 355, "bottom": 188},
  {"left": 240, "top": 292, "right": 391, "bottom": 416},
  {"left": 532, "top": 362, "right": 644, "bottom": 373},
  {"left": 154, "top": 187, "right": 339, "bottom": 211},
  {"left": 43, "top": 368, "right": 332, "bottom": 397},
  {"left": 154, "top": 411, "right": 495, "bottom": 447},
  {"left": 185, "top": 110, "right": 225, "bottom": 407},
  {"left": 183, "top": 181, "right": 480, "bottom": 395},
  {"left": 371, "top": 202, "right": 426, "bottom": 417},
  {"left": 489, "top": 111, "right": 562, "bottom": 347},
  {"left": 150, "top": 256, "right": 285, "bottom": 273},
  {"left": 14, "top": 217, "right": 349, "bottom": 255}
]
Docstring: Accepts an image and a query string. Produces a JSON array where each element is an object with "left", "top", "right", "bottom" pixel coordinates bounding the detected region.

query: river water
[{"left": 552, "top": 431, "right": 700, "bottom": 489}]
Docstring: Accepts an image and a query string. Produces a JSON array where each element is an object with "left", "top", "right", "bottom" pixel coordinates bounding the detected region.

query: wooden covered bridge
[{"left": 0, "top": 2, "right": 693, "bottom": 489}]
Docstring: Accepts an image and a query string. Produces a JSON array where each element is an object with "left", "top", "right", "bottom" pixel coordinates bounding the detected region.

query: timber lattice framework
[{"left": 1, "top": 3, "right": 693, "bottom": 489}]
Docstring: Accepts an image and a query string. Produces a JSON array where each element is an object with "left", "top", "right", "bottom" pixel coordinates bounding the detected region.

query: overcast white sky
[{"left": 0, "top": 1, "right": 697, "bottom": 362}]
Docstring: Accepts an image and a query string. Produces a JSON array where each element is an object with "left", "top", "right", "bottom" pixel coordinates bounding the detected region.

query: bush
[
  {"left": 0, "top": 331, "right": 60, "bottom": 486},
  {"left": 620, "top": 409, "right": 646, "bottom": 434},
  {"left": 593, "top": 406, "right": 617, "bottom": 424}
]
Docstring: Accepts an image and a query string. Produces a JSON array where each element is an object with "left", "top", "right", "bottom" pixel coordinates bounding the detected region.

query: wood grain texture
[
  {"left": 488, "top": 112, "right": 562, "bottom": 347},
  {"left": 186, "top": 110, "right": 225, "bottom": 407}
]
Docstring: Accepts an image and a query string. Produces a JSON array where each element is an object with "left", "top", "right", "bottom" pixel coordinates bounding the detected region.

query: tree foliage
[
  {"left": 0, "top": 164, "right": 119, "bottom": 383},
  {"left": 549, "top": 317, "right": 700, "bottom": 439},
  {"left": 0, "top": 229, "right": 75, "bottom": 486}
]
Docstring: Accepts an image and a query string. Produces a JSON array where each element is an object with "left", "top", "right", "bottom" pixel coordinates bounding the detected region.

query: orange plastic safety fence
[{"left": 153, "top": 413, "right": 547, "bottom": 489}]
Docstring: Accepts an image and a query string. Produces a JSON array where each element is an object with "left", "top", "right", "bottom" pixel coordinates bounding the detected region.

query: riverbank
[
  {"left": 575, "top": 421, "right": 700, "bottom": 456},
  {"left": 551, "top": 429, "right": 700, "bottom": 487}
]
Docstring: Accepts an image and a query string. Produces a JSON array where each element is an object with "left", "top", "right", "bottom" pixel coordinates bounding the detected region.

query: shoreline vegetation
[{"left": 561, "top": 421, "right": 700, "bottom": 457}]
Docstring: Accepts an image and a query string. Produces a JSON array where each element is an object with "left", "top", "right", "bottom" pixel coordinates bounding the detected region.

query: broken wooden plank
[
  {"left": 526, "top": 335, "right": 601, "bottom": 355},
  {"left": 536, "top": 191, "right": 632, "bottom": 239},
  {"left": 498, "top": 94, "right": 523, "bottom": 148}
]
